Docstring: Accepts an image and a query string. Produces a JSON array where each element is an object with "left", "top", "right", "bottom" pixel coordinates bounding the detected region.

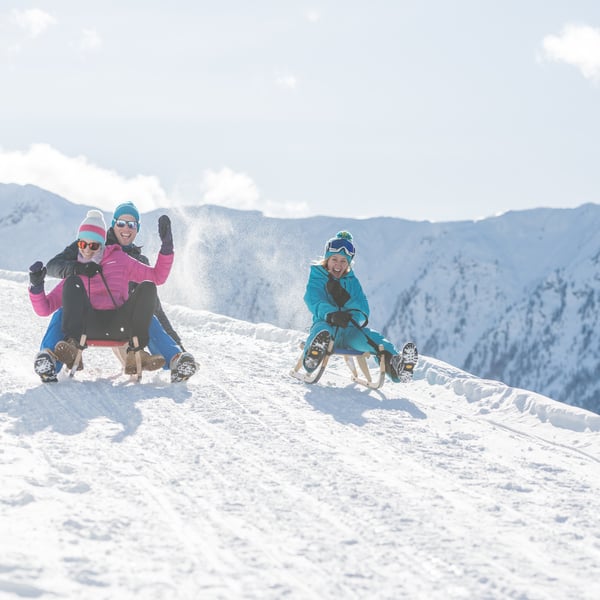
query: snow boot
[
  {"left": 303, "top": 330, "right": 331, "bottom": 373},
  {"left": 389, "top": 342, "right": 418, "bottom": 383},
  {"left": 54, "top": 339, "right": 83, "bottom": 371},
  {"left": 34, "top": 350, "right": 58, "bottom": 383},
  {"left": 170, "top": 352, "right": 197, "bottom": 383},
  {"left": 125, "top": 348, "right": 166, "bottom": 374}
]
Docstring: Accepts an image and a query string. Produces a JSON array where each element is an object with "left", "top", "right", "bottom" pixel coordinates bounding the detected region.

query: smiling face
[
  {"left": 325, "top": 254, "right": 349, "bottom": 279},
  {"left": 112, "top": 213, "right": 139, "bottom": 246}
]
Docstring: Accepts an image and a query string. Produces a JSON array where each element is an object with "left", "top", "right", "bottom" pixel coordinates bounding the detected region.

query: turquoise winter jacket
[{"left": 303, "top": 265, "right": 370, "bottom": 325}]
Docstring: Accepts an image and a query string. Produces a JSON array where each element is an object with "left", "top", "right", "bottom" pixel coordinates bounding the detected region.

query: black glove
[
  {"left": 75, "top": 262, "right": 102, "bottom": 277},
  {"left": 158, "top": 215, "right": 173, "bottom": 254},
  {"left": 326, "top": 277, "right": 350, "bottom": 307},
  {"left": 29, "top": 261, "right": 46, "bottom": 293},
  {"left": 327, "top": 311, "right": 352, "bottom": 328}
]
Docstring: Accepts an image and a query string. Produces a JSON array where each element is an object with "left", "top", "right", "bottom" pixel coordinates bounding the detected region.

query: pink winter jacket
[{"left": 30, "top": 244, "right": 174, "bottom": 317}]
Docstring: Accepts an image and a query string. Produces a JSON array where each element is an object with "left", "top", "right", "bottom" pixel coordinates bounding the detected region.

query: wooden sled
[
  {"left": 68, "top": 334, "right": 143, "bottom": 381},
  {"left": 290, "top": 340, "right": 386, "bottom": 389}
]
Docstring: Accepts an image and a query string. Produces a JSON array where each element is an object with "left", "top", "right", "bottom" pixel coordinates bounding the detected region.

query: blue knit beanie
[
  {"left": 324, "top": 231, "right": 355, "bottom": 262},
  {"left": 112, "top": 201, "right": 141, "bottom": 231}
]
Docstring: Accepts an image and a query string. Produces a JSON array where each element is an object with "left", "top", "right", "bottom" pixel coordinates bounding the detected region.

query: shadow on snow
[
  {"left": 303, "top": 382, "right": 426, "bottom": 426},
  {"left": 0, "top": 379, "right": 192, "bottom": 441}
]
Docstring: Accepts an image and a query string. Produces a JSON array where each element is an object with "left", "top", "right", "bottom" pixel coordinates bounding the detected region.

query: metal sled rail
[{"left": 290, "top": 341, "right": 386, "bottom": 389}]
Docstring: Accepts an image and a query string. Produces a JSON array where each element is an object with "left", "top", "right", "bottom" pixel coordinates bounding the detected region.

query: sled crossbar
[
  {"left": 290, "top": 341, "right": 387, "bottom": 389},
  {"left": 68, "top": 334, "right": 142, "bottom": 381},
  {"left": 330, "top": 348, "right": 365, "bottom": 356},
  {"left": 84, "top": 339, "right": 128, "bottom": 347}
]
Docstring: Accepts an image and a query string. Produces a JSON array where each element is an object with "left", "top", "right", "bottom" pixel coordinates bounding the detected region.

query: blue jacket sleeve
[{"left": 303, "top": 266, "right": 339, "bottom": 321}]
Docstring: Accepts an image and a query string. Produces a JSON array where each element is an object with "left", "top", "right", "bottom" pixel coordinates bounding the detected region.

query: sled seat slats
[
  {"left": 84, "top": 339, "right": 128, "bottom": 348},
  {"left": 332, "top": 348, "right": 368, "bottom": 357}
]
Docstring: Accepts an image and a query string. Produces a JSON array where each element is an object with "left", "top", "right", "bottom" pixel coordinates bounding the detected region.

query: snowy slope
[
  {"left": 1, "top": 271, "right": 600, "bottom": 600},
  {"left": 2, "top": 183, "right": 599, "bottom": 413}
]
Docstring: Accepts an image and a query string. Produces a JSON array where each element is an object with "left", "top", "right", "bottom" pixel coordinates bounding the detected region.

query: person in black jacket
[
  {"left": 38, "top": 202, "right": 196, "bottom": 382},
  {"left": 48, "top": 202, "right": 184, "bottom": 347}
]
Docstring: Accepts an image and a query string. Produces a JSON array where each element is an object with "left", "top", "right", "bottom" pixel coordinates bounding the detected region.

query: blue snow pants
[{"left": 304, "top": 319, "right": 398, "bottom": 360}]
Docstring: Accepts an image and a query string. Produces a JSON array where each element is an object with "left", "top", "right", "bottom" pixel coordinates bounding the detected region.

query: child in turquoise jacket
[{"left": 303, "top": 231, "right": 417, "bottom": 382}]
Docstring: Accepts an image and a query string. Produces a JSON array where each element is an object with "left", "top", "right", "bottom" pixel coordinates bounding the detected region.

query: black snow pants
[{"left": 61, "top": 275, "right": 157, "bottom": 349}]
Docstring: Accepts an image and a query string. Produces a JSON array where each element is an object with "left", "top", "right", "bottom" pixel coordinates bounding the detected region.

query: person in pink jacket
[{"left": 29, "top": 209, "right": 174, "bottom": 381}]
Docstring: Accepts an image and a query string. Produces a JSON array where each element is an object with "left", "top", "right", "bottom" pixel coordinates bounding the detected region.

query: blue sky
[{"left": 2, "top": 1, "right": 600, "bottom": 221}]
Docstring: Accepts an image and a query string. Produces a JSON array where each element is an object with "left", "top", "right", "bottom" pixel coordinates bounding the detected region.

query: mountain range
[{"left": 1, "top": 182, "right": 598, "bottom": 413}]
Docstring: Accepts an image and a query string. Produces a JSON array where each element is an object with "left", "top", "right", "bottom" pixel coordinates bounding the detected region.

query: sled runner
[
  {"left": 290, "top": 339, "right": 387, "bottom": 389},
  {"left": 68, "top": 334, "right": 143, "bottom": 381}
]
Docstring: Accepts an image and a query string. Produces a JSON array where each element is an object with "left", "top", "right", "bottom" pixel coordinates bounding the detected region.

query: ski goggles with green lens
[{"left": 325, "top": 237, "right": 355, "bottom": 258}]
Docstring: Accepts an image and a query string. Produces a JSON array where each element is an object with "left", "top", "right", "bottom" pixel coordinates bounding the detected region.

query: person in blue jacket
[{"left": 302, "top": 231, "right": 417, "bottom": 382}]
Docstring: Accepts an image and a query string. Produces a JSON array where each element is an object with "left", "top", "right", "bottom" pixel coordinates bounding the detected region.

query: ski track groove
[
  {"left": 484, "top": 418, "right": 600, "bottom": 464},
  {"left": 199, "top": 344, "right": 600, "bottom": 599},
  {"left": 199, "top": 357, "right": 512, "bottom": 596},
  {"left": 30, "top": 401, "right": 238, "bottom": 598},
  {"left": 328, "top": 377, "right": 600, "bottom": 580},
  {"left": 192, "top": 370, "right": 432, "bottom": 591},
  {"left": 117, "top": 394, "right": 335, "bottom": 599},
  {"left": 191, "top": 374, "right": 390, "bottom": 597}
]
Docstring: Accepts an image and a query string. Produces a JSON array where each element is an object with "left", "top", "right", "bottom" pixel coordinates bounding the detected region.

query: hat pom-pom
[
  {"left": 87, "top": 209, "right": 104, "bottom": 219},
  {"left": 336, "top": 230, "right": 353, "bottom": 241}
]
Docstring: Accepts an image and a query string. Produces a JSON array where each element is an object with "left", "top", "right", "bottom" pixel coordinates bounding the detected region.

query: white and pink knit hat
[{"left": 77, "top": 210, "right": 107, "bottom": 245}]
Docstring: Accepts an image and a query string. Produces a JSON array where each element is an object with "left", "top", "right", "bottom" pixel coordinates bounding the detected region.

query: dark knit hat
[{"left": 112, "top": 201, "right": 141, "bottom": 231}]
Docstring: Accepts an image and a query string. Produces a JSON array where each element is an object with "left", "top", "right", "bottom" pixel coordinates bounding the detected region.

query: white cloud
[
  {"left": 79, "top": 29, "right": 102, "bottom": 52},
  {"left": 200, "top": 167, "right": 261, "bottom": 211},
  {"left": 11, "top": 9, "right": 57, "bottom": 38},
  {"left": 173, "top": 167, "right": 308, "bottom": 218},
  {"left": 0, "top": 145, "right": 308, "bottom": 219},
  {"left": 306, "top": 10, "right": 321, "bottom": 23},
  {"left": 276, "top": 74, "right": 298, "bottom": 89},
  {"left": 541, "top": 23, "right": 600, "bottom": 82},
  {"left": 0, "top": 144, "right": 167, "bottom": 213}
]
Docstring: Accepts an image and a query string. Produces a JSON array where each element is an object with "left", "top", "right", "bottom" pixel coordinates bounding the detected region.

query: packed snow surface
[{"left": 1, "top": 271, "right": 599, "bottom": 599}]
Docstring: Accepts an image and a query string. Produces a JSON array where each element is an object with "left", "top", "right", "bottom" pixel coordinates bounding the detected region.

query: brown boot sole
[
  {"left": 54, "top": 341, "right": 83, "bottom": 371},
  {"left": 125, "top": 353, "right": 166, "bottom": 374}
]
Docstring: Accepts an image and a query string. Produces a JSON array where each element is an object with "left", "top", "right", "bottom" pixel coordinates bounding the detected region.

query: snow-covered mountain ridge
[{"left": 1, "top": 183, "right": 599, "bottom": 413}]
